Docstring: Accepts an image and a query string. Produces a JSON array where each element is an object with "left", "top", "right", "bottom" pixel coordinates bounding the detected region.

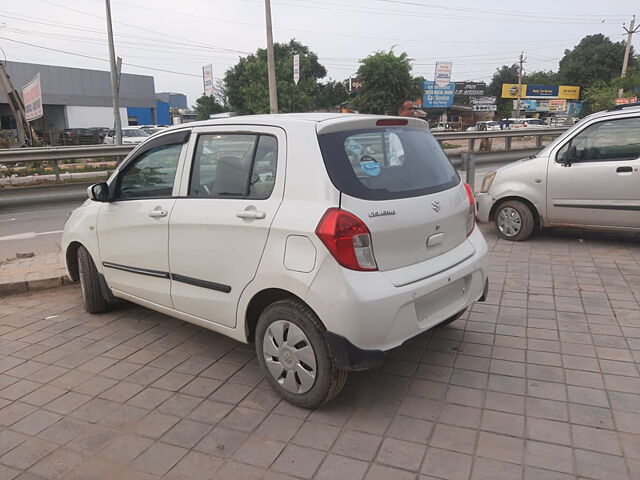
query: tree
[
  {"left": 193, "top": 95, "right": 226, "bottom": 120},
  {"left": 582, "top": 81, "right": 618, "bottom": 113},
  {"left": 487, "top": 64, "right": 518, "bottom": 118},
  {"left": 350, "top": 50, "right": 423, "bottom": 115},
  {"left": 316, "top": 80, "right": 349, "bottom": 111},
  {"left": 224, "top": 39, "right": 327, "bottom": 114},
  {"left": 524, "top": 70, "right": 559, "bottom": 85},
  {"left": 558, "top": 34, "right": 633, "bottom": 88}
]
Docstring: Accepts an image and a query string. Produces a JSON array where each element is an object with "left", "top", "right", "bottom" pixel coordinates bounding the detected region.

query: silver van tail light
[{"left": 464, "top": 183, "right": 475, "bottom": 237}]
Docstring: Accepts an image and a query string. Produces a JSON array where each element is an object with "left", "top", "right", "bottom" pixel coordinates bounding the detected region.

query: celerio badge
[{"left": 431, "top": 200, "right": 441, "bottom": 213}]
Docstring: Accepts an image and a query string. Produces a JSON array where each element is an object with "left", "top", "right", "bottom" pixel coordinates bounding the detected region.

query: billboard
[
  {"left": 454, "top": 82, "right": 486, "bottom": 97},
  {"left": 423, "top": 81, "right": 454, "bottom": 108},
  {"left": 435, "top": 62, "right": 452, "bottom": 87},
  {"left": 23, "top": 73, "right": 43, "bottom": 122},
  {"left": 616, "top": 97, "right": 638, "bottom": 105},
  {"left": 502, "top": 83, "right": 580, "bottom": 99},
  {"left": 202, "top": 65, "right": 214, "bottom": 96}
]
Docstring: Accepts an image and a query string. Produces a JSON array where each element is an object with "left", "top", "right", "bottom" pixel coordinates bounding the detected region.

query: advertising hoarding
[
  {"left": 202, "top": 65, "right": 214, "bottom": 96},
  {"left": 293, "top": 54, "right": 300, "bottom": 85},
  {"left": 435, "top": 62, "right": 452, "bottom": 88},
  {"left": 23, "top": 73, "right": 43, "bottom": 122},
  {"left": 423, "top": 81, "right": 454, "bottom": 108},
  {"left": 502, "top": 83, "right": 580, "bottom": 99}
]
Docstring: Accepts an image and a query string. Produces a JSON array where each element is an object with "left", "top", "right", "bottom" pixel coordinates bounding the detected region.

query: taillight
[
  {"left": 315, "top": 208, "right": 378, "bottom": 271},
  {"left": 376, "top": 119, "right": 408, "bottom": 126},
  {"left": 464, "top": 183, "right": 475, "bottom": 236}
]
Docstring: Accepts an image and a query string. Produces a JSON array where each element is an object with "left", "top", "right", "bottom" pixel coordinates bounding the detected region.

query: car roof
[{"left": 168, "top": 113, "right": 385, "bottom": 129}]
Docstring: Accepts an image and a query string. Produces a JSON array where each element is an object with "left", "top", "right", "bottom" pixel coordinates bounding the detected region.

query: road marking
[
  {"left": 0, "top": 230, "right": 63, "bottom": 241},
  {"left": 0, "top": 218, "right": 16, "bottom": 223}
]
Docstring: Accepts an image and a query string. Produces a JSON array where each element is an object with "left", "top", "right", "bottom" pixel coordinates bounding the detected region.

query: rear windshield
[{"left": 317, "top": 126, "right": 459, "bottom": 200}]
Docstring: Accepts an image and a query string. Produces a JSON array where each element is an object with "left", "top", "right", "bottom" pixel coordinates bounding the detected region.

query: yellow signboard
[
  {"left": 558, "top": 85, "right": 580, "bottom": 100},
  {"left": 501, "top": 83, "right": 580, "bottom": 99},
  {"left": 501, "top": 84, "right": 526, "bottom": 98}
]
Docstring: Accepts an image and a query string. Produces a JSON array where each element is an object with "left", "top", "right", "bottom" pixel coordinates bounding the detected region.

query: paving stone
[
  {"left": 292, "top": 421, "right": 341, "bottom": 450},
  {"left": 165, "top": 450, "right": 224, "bottom": 480},
  {"left": 316, "top": 453, "right": 368, "bottom": 480},
  {"left": 525, "top": 440, "right": 574, "bottom": 475},
  {"left": 12, "top": 409, "right": 62, "bottom": 435},
  {"left": 161, "top": 419, "right": 212, "bottom": 448},
  {"left": 132, "top": 441, "right": 188, "bottom": 476},
  {"left": 271, "top": 444, "right": 324, "bottom": 479},
  {"left": 430, "top": 423, "right": 477, "bottom": 454},
  {"left": 0, "top": 438, "right": 57, "bottom": 470},
  {"left": 421, "top": 447, "right": 472, "bottom": 480},
  {"left": 195, "top": 426, "right": 248, "bottom": 458},
  {"left": 376, "top": 437, "right": 426, "bottom": 471},
  {"left": 100, "top": 433, "right": 154, "bottom": 463},
  {"left": 332, "top": 430, "right": 382, "bottom": 461},
  {"left": 232, "top": 434, "right": 286, "bottom": 468}
]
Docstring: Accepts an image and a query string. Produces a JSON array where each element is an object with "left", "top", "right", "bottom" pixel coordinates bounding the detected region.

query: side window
[
  {"left": 557, "top": 117, "right": 640, "bottom": 163},
  {"left": 249, "top": 135, "right": 278, "bottom": 199},
  {"left": 116, "top": 144, "right": 183, "bottom": 200},
  {"left": 189, "top": 133, "right": 278, "bottom": 199}
]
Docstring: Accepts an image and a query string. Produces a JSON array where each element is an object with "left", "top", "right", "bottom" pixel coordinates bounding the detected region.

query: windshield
[
  {"left": 318, "top": 126, "right": 459, "bottom": 200},
  {"left": 535, "top": 116, "right": 591, "bottom": 158}
]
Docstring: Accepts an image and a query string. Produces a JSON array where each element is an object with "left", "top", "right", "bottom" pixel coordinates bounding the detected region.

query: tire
[
  {"left": 77, "top": 246, "right": 108, "bottom": 314},
  {"left": 494, "top": 200, "right": 535, "bottom": 241},
  {"left": 255, "top": 299, "right": 347, "bottom": 409},
  {"left": 439, "top": 308, "right": 466, "bottom": 327}
]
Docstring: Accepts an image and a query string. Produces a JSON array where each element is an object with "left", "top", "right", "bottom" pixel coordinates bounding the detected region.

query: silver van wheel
[
  {"left": 497, "top": 206, "right": 522, "bottom": 237},
  {"left": 262, "top": 320, "right": 317, "bottom": 394}
]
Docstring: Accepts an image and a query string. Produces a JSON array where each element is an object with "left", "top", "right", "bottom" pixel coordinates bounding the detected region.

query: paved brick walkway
[{"left": 0, "top": 226, "right": 639, "bottom": 479}]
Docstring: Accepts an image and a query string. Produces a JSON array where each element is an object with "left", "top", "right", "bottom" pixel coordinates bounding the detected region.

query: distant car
[
  {"left": 140, "top": 126, "right": 162, "bottom": 136},
  {"left": 59, "top": 128, "right": 100, "bottom": 145},
  {"left": 103, "top": 127, "right": 149, "bottom": 145},
  {"left": 507, "top": 118, "right": 548, "bottom": 129},
  {"left": 89, "top": 127, "right": 110, "bottom": 142},
  {"left": 431, "top": 122, "right": 458, "bottom": 132},
  {"left": 467, "top": 121, "right": 500, "bottom": 132}
]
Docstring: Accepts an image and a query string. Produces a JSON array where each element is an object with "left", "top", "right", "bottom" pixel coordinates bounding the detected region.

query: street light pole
[
  {"left": 619, "top": 16, "right": 638, "bottom": 98},
  {"left": 515, "top": 52, "right": 525, "bottom": 119},
  {"left": 105, "top": 0, "right": 122, "bottom": 145},
  {"left": 264, "top": 0, "right": 278, "bottom": 114}
]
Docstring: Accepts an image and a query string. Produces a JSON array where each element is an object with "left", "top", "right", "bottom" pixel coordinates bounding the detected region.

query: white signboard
[
  {"left": 293, "top": 54, "right": 300, "bottom": 85},
  {"left": 435, "top": 61, "right": 452, "bottom": 88},
  {"left": 23, "top": 73, "right": 43, "bottom": 122},
  {"left": 202, "top": 64, "right": 214, "bottom": 96}
]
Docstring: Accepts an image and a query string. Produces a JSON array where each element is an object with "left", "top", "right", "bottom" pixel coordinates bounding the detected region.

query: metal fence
[{"left": 0, "top": 127, "right": 567, "bottom": 187}]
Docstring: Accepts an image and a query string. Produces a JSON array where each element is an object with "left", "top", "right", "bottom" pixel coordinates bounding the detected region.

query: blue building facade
[{"left": 127, "top": 101, "right": 170, "bottom": 126}]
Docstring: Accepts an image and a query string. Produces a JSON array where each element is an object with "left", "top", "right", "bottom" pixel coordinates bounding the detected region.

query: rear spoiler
[{"left": 316, "top": 115, "right": 429, "bottom": 136}]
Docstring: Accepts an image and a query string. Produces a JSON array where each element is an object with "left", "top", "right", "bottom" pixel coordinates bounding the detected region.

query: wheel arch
[
  {"left": 65, "top": 241, "right": 83, "bottom": 281},
  {"left": 490, "top": 196, "right": 542, "bottom": 230},
  {"left": 244, "top": 288, "right": 322, "bottom": 344}
]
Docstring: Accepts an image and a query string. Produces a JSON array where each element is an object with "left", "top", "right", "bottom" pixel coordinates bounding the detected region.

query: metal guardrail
[{"left": 0, "top": 128, "right": 566, "bottom": 187}]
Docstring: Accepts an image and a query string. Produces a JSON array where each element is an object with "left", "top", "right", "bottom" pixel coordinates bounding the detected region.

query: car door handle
[
  {"left": 236, "top": 209, "right": 266, "bottom": 219},
  {"left": 149, "top": 209, "right": 168, "bottom": 218},
  {"left": 616, "top": 166, "right": 633, "bottom": 173}
]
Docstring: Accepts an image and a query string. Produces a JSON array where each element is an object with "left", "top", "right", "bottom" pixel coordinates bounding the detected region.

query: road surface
[{"left": 0, "top": 200, "right": 81, "bottom": 261}]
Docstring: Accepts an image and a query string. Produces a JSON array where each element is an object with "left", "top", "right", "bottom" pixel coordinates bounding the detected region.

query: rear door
[
  {"left": 547, "top": 115, "right": 640, "bottom": 228},
  {"left": 317, "top": 121, "right": 470, "bottom": 274},
  {"left": 169, "top": 126, "right": 285, "bottom": 327}
]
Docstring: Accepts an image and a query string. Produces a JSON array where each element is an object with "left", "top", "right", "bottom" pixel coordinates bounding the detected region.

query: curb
[{"left": 0, "top": 275, "right": 76, "bottom": 298}]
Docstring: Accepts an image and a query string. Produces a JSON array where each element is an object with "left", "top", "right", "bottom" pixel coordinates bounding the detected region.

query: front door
[
  {"left": 98, "top": 138, "right": 187, "bottom": 307},
  {"left": 169, "top": 127, "right": 285, "bottom": 327},
  {"left": 547, "top": 116, "right": 640, "bottom": 228}
]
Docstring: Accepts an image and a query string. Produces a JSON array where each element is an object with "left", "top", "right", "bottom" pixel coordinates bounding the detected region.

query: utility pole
[
  {"left": 619, "top": 16, "right": 638, "bottom": 98},
  {"left": 264, "top": 0, "right": 278, "bottom": 113},
  {"left": 515, "top": 52, "right": 525, "bottom": 119},
  {"left": 105, "top": 0, "right": 122, "bottom": 145}
]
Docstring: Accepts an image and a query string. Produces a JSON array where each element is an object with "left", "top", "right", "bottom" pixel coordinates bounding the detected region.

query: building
[
  {"left": 0, "top": 61, "right": 178, "bottom": 141},
  {"left": 156, "top": 92, "right": 188, "bottom": 110}
]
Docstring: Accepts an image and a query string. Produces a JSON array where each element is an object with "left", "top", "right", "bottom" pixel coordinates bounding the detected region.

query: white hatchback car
[
  {"left": 103, "top": 127, "right": 149, "bottom": 145},
  {"left": 63, "top": 114, "right": 489, "bottom": 407}
]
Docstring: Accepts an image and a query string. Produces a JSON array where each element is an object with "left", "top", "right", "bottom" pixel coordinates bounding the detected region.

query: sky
[{"left": 0, "top": 0, "right": 637, "bottom": 107}]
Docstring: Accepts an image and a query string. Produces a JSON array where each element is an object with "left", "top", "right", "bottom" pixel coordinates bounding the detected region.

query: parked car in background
[
  {"left": 58, "top": 128, "right": 100, "bottom": 145},
  {"left": 431, "top": 122, "right": 458, "bottom": 132},
  {"left": 103, "top": 127, "right": 149, "bottom": 145},
  {"left": 139, "top": 125, "right": 162, "bottom": 135},
  {"left": 467, "top": 121, "right": 500, "bottom": 132},
  {"left": 476, "top": 103, "right": 640, "bottom": 241},
  {"left": 63, "top": 114, "right": 489, "bottom": 407},
  {"left": 89, "top": 127, "right": 110, "bottom": 142},
  {"left": 507, "top": 118, "right": 548, "bottom": 129}
]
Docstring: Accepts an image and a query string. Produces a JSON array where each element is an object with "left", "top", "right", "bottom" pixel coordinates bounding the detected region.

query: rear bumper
[
  {"left": 325, "top": 278, "right": 489, "bottom": 371},
  {"left": 307, "top": 227, "right": 490, "bottom": 353}
]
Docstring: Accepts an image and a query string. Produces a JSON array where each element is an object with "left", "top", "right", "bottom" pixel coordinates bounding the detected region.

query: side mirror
[
  {"left": 88, "top": 182, "right": 110, "bottom": 202},
  {"left": 560, "top": 146, "right": 577, "bottom": 167}
]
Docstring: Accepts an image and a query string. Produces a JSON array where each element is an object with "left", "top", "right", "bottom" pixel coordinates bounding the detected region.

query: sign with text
[
  {"left": 349, "top": 77, "right": 362, "bottom": 92},
  {"left": 548, "top": 99, "right": 567, "bottom": 112},
  {"left": 435, "top": 62, "right": 452, "bottom": 87},
  {"left": 471, "top": 96, "right": 496, "bottom": 105},
  {"left": 502, "top": 83, "right": 580, "bottom": 99},
  {"left": 202, "top": 64, "right": 214, "bottom": 96},
  {"left": 423, "top": 81, "right": 454, "bottom": 108},
  {"left": 615, "top": 97, "right": 638, "bottom": 105},
  {"left": 23, "top": 73, "right": 43, "bottom": 122},
  {"left": 454, "top": 82, "right": 486, "bottom": 97},
  {"left": 293, "top": 54, "right": 300, "bottom": 85}
]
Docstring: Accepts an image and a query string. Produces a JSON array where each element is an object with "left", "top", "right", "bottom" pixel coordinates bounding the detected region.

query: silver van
[{"left": 476, "top": 104, "right": 640, "bottom": 241}]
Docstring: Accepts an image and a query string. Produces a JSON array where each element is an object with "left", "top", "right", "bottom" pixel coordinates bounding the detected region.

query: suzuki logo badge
[{"left": 431, "top": 200, "right": 441, "bottom": 213}]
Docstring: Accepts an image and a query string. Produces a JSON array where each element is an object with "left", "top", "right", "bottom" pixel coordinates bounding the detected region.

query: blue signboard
[
  {"left": 423, "top": 81, "right": 455, "bottom": 108},
  {"left": 520, "top": 100, "right": 538, "bottom": 111},
  {"left": 526, "top": 84, "right": 559, "bottom": 98}
]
